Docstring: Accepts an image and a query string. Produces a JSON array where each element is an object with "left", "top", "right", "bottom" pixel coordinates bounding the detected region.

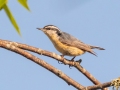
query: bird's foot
[
  {"left": 69, "top": 57, "right": 82, "bottom": 69},
  {"left": 76, "top": 59, "right": 82, "bottom": 64},
  {"left": 69, "top": 65, "right": 73, "bottom": 69},
  {"left": 69, "top": 56, "right": 76, "bottom": 69}
]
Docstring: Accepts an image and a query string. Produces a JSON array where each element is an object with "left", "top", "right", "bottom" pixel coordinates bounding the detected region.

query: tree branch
[
  {"left": 83, "top": 82, "right": 111, "bottom": 90},
  {"left": 1, "top": 40, "right": 104, "bottom": 83},
  {"left": 0, "top": 39, "right": 109, "bottom": 90},
  {"left": 0, "top": 39, "right": 84, "bottom": 90}
]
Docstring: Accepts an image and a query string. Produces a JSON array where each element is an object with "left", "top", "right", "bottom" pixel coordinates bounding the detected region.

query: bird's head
[{"left": 37, "top": 25, "right": 62, "bottom": 38}]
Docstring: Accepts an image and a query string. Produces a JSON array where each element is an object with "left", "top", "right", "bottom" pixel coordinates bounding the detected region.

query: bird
[{"left": 37, "top": 25, "right": 105, "bottom": 60}]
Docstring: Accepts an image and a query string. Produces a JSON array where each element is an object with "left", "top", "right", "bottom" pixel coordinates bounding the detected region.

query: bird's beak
[{"left": 37, "top": 28, "right": 44, "bottom": 31}]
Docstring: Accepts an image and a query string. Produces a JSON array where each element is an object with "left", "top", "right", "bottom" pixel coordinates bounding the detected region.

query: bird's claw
[
  {"left": 76, "top": 59, "right": 82, "bottom": 64},
  {"left": 58, "top": 61, "right": 63, "bottom": 64},
  {"left": 68, "top": 57, "right": 75, "bottom": 69},
  {"left": 69, "top": 59, "right": 82, "bottom": 69},
  {"left": 69, "top": 65, "right": 73, "bottom": 69}
]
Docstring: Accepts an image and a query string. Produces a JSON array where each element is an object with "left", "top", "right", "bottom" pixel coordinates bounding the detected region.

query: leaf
[
  {"left": 3, "top": 4, "right": 21, "bottom": 35},
  {"left": 0, "top": 0, "right": 7, "bottom": 10},
  {"left": 18, "top": 0, "right": 30, "bottom": 11}
]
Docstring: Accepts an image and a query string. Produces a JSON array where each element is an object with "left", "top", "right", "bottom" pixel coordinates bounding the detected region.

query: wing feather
[{"left": 59, "top": 32, "right": 97, "bottom": 56}]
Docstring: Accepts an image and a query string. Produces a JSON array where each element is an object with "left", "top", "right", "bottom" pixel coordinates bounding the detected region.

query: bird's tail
[{"left": 90, "top": 45, "right": 105, "bottom": 50}]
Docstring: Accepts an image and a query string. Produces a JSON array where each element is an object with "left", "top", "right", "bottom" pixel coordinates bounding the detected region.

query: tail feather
[
  {"left": 89, "top": 50, "right": 97, "bottom": 56},
  {"left": 90, "top": 46, "right": 105, "bottom": 50}
]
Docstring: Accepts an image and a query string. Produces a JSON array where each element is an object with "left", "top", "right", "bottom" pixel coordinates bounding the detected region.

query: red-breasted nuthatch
[{"left": 37, "top": 25, "right": 105, "bottom": 60}]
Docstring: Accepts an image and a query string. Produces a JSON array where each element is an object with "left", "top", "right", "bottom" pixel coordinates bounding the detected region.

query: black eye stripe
[
  {"left": 47, "top": 28, "right": 58, "bottom": 31},
  {"left": 45, "top": 28, "right": 50, "bottom": 30},
  {"left": 48, "top": 28, "right": 50, "bottom": 30}
]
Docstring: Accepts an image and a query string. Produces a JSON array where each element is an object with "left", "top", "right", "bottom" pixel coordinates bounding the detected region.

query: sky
[{"left": 0, "top": 0, "right": 120, "bottom": 90}]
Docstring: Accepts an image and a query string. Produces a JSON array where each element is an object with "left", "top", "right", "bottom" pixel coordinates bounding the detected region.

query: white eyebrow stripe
[{"left": 44, "top": 25, "right": 61, "bottom": 31}]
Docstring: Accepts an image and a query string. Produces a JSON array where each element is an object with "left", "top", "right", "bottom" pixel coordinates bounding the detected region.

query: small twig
[
  {"left": 83, "top": 82, "right": 111, "bottom": 90},
  {"left": 82, "top": 77, "right": 120, "bottom": 90}
]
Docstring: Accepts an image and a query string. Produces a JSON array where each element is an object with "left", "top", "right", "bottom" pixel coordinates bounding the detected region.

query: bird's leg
[
  {"left": 70, "top": 56, "right": 76, "bottom": 61},
  {"left": 58, "top": 55, "right": 64, "bottom": 64},
  {"left": 69, "top": 56, "right": 76, "bottom": 69}
]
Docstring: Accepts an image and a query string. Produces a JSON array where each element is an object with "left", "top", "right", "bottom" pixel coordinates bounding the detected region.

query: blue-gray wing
[{"left": 59, "top": 32, "right": 96, "bottom": 56}]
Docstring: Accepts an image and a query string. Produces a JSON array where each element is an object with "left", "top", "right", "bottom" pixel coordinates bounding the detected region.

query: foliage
[{"left": 0, "top": 0, "right": 30, "bottom": 35}]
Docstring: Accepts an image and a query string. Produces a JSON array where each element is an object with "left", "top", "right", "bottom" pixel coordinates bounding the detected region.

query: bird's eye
[
  {"left": 58, "top": 33, "right": 61, "bottom": 36},
  {"left": 57, "top": 32, "right": 61, "bottom": 36}
]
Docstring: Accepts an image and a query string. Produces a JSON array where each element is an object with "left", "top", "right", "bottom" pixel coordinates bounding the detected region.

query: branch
[
  {"left": 0, "top": 39, "right": 109, "bottom": 90},
  {"left": 2, "top": 39, "right": 120, "bottom": 90},
  {"left": 1, "top": 40, "right": 105, "bottom": 86},
  {"left": 81, "top": 77, "right": 120, "bottom": 90},
  {"left": 0, "top": 40, "right": 84, "bottom": 90},
  {"left": 83, "top": 81, "right": 111, "bottom": 90},
  {"left": 83, "top": 77, "right": 120, "bottom": 90}
]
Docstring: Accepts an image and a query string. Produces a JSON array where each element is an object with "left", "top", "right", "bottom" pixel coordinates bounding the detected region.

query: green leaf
[
  {"left": 18, "top": 0, "right": 30, "bottom": 11},
  {"left": 0, "top": 0, "right": 7, "bottom": 10},
  {"left": 3, "top": 4, "right": 21, "bottom": 35}
]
